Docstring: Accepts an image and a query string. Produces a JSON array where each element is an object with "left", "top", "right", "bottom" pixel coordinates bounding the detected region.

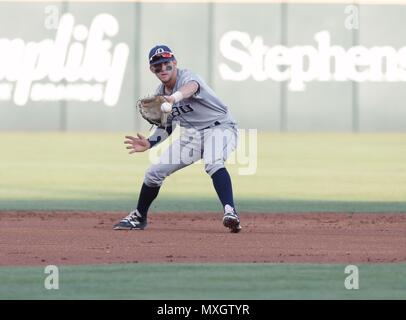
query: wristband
[
  {"left": 148, "top": 136, "right": 161, "bottom": 148},
  {"left": 171, "top": 91, "right": 183, "bottom": 103}
]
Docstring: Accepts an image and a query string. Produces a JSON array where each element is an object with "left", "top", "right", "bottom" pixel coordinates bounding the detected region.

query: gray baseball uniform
[
  {"left": 154, "top": 69, "right": 236, "bottom": 129},
  {"left": 144, "top": 68, "right": 238, "bottom": 187}
]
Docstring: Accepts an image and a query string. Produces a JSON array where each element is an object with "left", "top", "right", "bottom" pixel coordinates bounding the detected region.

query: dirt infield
[{"left": 1, "top": 211, "right": 406, "bottom": 266}]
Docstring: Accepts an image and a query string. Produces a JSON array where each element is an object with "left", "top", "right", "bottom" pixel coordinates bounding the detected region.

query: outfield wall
[{"left": 0, "top": 1, "right": 405, "bottom": 132}]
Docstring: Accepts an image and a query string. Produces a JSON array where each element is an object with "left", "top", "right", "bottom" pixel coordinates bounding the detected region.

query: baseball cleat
[
  {"left": 113, "top": 210, "right": 147, "bottom": 230},
  {"left": 222, "top": 205, "right": 242, "bottom": 233}
]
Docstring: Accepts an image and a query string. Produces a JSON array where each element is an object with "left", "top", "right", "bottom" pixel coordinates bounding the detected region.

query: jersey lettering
[
  {"left": 172, "top": 104, "right": 194, "bottom": 117},
  {"left": 172, "top": 106, "right": 181, "bottom": 117},
  {"left": 179, "top": 104, "right": 193, "bottom": 113}
]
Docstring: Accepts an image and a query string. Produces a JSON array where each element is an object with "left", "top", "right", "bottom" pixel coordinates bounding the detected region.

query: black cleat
[
  {"left": 222, "top": 205, "right": 242, "bottom": 233},
  {"left": 113, "top": 210, "right": 147, "bottom": 230}
]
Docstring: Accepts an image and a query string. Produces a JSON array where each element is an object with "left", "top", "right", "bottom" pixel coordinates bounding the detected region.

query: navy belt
[{"left": 202, "top": 121, "right": 221, "bottom": 130}]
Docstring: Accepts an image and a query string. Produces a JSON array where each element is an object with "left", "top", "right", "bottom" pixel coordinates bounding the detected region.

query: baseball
[{"left": 161, "top": 102, "right": 173, "bottom": 113}]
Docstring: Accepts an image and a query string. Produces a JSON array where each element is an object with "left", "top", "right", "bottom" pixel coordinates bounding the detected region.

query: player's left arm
[{"left": 164, "top": 81, "right": 199, "bottom": 105}]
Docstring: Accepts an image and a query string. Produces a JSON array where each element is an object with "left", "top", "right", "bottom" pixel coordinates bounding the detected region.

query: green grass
[
  {"left": 0, "top": 198, "right": 405, "bottom": 213},
  {"left": 1, "top": 132, "right": 406, "bottom": 300},
  {"left": 1, "top": 132, "right": 406, "bottom": 212},
  {"left": 1, "top": 263, "right": 405, "bottom": 300}
]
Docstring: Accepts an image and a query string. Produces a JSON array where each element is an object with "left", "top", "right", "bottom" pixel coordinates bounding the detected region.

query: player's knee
[
  {"left": 144, "top": 167, "right": 167, "bottom": 187},
  {"left": 205, "top": 164, "right": 225, "bottom": 177}
]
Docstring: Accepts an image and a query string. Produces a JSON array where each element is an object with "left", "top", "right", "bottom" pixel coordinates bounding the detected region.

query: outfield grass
[
  {"left": 0, "top": 263, "right": 405, "bottom": 300},
  {"left": 1, "top": 132, "right": 406, "bottom": 212},
  {"left": 1, "top": 132, "right": 405, "bottom": 300}
]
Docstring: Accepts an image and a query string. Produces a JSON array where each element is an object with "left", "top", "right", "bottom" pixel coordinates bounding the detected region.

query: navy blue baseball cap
[{"left": 148, "top": 45, "right": 175, "bottom": 65}]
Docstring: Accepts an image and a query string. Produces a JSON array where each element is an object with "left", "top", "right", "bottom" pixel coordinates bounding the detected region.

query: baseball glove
[{"left": 137, "top": 95, "right": 169, "bottom": 126}]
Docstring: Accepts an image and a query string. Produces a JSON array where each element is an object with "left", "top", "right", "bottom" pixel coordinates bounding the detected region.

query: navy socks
[
  {"left": 136, "top": 168, "right": 235, "bottom": 219},
  {"left": 211, "top": 168, "right": 235, "bottom": 210},
  {"left": 136, "top": 183, "right": 161, "bottom": 219}
]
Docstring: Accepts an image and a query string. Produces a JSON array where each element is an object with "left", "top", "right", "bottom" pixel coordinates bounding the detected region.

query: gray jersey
[{"left": 155, "top": 69, "right": 236, "bottom": 130}]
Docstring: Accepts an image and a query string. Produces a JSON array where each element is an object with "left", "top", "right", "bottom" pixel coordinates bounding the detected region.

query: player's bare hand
[{"left": 124, "top": 134, "right": 150, "bottom": 153}]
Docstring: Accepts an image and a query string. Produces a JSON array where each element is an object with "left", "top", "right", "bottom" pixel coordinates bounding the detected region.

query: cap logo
[{"left": 155, "top": 48, "right": 164, "bottom": 55}]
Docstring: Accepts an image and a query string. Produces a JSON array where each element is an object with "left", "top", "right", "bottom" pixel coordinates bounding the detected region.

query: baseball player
[{"left": 113, "top": 45, "right": 241, "bottom": 233}]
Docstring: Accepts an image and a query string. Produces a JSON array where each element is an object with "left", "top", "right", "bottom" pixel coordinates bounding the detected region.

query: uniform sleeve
[
  {"left": 179, "top": 70, "right": 201, "bottom": 95},
  {"left": 147, "top": 123, "right": 175, "bottom": 148}
]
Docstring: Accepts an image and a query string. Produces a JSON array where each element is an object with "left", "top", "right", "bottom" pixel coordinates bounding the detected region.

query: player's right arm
[{"left": 164, "top": 81, "right": 199, "bottom": 105}]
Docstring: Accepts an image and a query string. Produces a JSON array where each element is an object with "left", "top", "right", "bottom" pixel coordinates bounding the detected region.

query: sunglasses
[
  {"left": 151, "top": 61, "right": 173, "bottom": 74},
  {"left": 149, "top": 51, "right": 174, "bottom": 64}
]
